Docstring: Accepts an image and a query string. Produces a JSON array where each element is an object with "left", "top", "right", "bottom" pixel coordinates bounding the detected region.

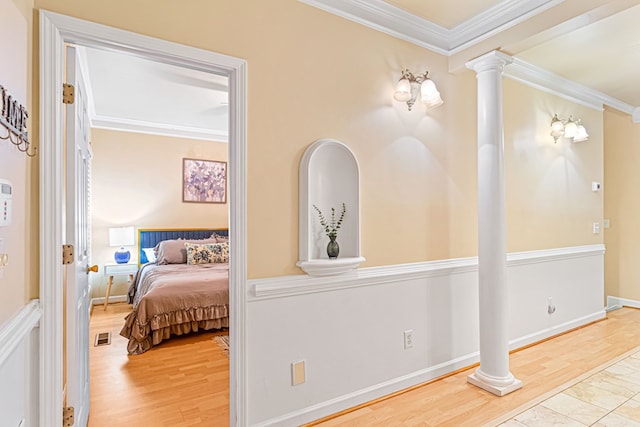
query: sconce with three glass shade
[
  {"left": 393, "top": 69, "right": 443, "bottom": 111},
  {"left": 550, "top": 114, "right": 589, "bottom": 143}
]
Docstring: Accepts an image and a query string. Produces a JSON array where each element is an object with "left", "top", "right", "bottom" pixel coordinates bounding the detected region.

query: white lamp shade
[
  {"left": 420, "top": 79, "right": 443, "bottom": 109},
  {"left": 109, "top": 226, "right": 135, "bottom": 247},
  {"left": 550, "top": 115, "right": 565, "bottom": 139},
  {"left": 393, "top": 77, "right": 412, "bottom": 102},
  {"left": 564, "top": 118, "right": 578, "bottom": 139},
  {"left": 573, "top": 122, "right": 589, "bottom": 142}
]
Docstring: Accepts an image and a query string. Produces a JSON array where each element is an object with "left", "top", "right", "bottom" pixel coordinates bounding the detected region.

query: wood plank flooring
[
  {"left": 313, "top": 308, "right": 640, "bottom": 426},
  {"left": 89, "top": 305, "right": 640, "bottom": 426},
  {"left": 88, "top": 303, "right": 229, "bottom": 426}
]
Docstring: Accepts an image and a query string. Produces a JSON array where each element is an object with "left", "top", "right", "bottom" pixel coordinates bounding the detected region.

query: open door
[{"left": 64, "top": 44, "right": 94, "bottom": 426}]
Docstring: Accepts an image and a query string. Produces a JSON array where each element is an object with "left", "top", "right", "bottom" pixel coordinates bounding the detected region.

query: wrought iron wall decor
[{"left": 1, "top": 84, "right": 35, "bottom": 157}]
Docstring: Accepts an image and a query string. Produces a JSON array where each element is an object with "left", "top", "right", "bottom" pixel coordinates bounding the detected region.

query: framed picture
[{"left": 182, "top": 158, "right": 227, "bottom": 203}]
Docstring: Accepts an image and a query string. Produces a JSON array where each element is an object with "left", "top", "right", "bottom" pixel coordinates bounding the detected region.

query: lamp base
[{"left": 114, "top": 248, "right": 131, "bottom": 264}]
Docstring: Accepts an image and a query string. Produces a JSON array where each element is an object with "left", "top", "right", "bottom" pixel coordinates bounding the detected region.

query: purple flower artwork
[{"left": 182, "top": 158, "right": 227, "bottom": 203}]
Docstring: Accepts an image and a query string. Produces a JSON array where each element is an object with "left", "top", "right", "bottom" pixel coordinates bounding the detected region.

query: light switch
[{"left": 292, "top": 360, "right": 306, "bottom": 386}]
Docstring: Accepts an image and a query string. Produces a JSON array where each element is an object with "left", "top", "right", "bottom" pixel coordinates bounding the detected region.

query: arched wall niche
[{"left": 297, "top": 138, "right": 364, "bottom": 276}]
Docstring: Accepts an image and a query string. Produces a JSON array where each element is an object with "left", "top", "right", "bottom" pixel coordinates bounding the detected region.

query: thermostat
[{"left": 0, "top": 179, "right": 12, "bottom": 226}]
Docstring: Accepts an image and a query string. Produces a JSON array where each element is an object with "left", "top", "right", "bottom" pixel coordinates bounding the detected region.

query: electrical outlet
[
  {"left": 593, "top": 222, "right": 600, "bottom": 234},
  {"left": 404, "top": 330, "right": 413, "bottom": 349},
  {"left": 547, "top": 297, "right": 556, "bottom": 315}
]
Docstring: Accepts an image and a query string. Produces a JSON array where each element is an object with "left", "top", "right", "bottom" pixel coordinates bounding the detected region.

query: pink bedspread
[{"left": 120, "top": 263, "right": 229, "bottom": 354}]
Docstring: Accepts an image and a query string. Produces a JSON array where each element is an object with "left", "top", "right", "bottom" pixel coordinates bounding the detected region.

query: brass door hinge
[
  {"left": 63, "top": 406, "right": 74, "bottom": 426},
  {"left": 62, "top": 245, "right": 74, "bottom": 265},
  {"left": 62, "top": 84, "right": 75, "bottom": 104}
]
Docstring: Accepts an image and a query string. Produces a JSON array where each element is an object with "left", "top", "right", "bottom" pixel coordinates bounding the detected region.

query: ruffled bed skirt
[{"left": 120, "top": 304, "right": 229, "bottom": 355}]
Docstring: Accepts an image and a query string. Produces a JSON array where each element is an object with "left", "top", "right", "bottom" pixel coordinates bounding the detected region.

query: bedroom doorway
[{"left": 39, "top": 11, "right": 248, "bottom": 426}]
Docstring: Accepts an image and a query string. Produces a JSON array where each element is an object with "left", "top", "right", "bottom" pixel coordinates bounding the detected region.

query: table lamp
[{"left": 109, "top": 226, "right": 135, "bottom": 264}]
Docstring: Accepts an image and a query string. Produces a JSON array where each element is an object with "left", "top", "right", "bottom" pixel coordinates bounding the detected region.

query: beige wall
[
  {"left": 90, "top": 128, "right": 228, "bottom": 298},
  {"left": 504, "top": 79, "right": 604, "bottom": 251},
  {"left": 31, "top": 0, "right": 607, "bottom": 282},
  {"left": 604, "top": 108, "right": 640, "bottom": 301},
  {"left": 0, "top": 0, "right": 34, "bottom": 325}
]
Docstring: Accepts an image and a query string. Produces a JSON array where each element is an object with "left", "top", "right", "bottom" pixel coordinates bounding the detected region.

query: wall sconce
[
  {"left": 393, "top": 69, "right": 443, "bottom": 111},
  {"left": 550, "top": 114, "right": 588, "bottom": 143}
]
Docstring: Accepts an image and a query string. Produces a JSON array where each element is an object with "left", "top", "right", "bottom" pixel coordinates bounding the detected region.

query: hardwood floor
[
  {"left": 312, "top": 308, "right": 640, "bottom": 426},
  {"left": 88, "top": 303, "right": 229, "bottom": 426},
  {"left": 89, "top": 305, "right": 640, "bottom": 426}
]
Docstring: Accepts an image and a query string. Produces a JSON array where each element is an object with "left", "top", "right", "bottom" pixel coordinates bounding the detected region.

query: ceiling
[
  {"left": 79, "top": 1, "right": 640, "bottom": 140},
  {"left": 303, "top": 0, "right": 640, "bottom": 119},
  {"left": 79, "top": 46, "right": 229, "bottom": 142},
  {"left": 388, "top": 0, "right": 640, "bottom": 107}
]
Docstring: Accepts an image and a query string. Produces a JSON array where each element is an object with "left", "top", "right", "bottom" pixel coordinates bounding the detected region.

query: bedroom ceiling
[{"left": 79, "top": 46, "right": 229, "bottom": 142}]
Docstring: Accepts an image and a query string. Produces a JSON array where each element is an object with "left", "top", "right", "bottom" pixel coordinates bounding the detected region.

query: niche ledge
[{"left": 296, "top": 256, "right": 366, "bottom": 277}]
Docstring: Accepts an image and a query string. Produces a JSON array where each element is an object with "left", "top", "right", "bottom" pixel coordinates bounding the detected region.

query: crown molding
[
  {"left": 298, "top": 0, "right": 449, "bottom": 54},
  {"left": 299, "top": 0, "right": 562, "bottom": 54},
  {"left": 449, "top": 0, "right": 564, "bottom": 53},
  {"left": 504, "top": 56, "right": 605, "bottom": 111},
  {"left": 90, "top": 114, "right": 229, "bottom": 142}
]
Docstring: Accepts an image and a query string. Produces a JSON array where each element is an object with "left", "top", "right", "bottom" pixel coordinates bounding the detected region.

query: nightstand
[{"left": 104, "top": 263, "right": 138, "bottom": 310}]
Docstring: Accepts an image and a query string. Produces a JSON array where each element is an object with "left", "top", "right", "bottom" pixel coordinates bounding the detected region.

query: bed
[{"left": 120, "top": 228, "right": 229, "bottom": 355}]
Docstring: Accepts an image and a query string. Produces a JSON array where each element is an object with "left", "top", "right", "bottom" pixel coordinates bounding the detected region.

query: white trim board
[
  {"left": 0, "top": 300, "right": 40, "bottom": 368},
  {"left": 90, "top": 296, "right": 127, "bottom": 306},
  {"left": 250, "top": 244, "right": 605, "bottom": 300},
  {"left": 607, "top": 296, "right": 640, "bottom": 312},
  {"left": 297, "top": 0, "right": 561, "bottom": 54},
  {"left": 39, "top": 10, "right": 248, "bottom": 427},
  {"left": 91, "top": 114, "right": 229, "bottom": 142}
]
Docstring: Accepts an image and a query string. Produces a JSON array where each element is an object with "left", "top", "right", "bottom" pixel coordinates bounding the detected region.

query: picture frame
[{"left": 182, "top": 158, "right": 227, "bottom": 203}]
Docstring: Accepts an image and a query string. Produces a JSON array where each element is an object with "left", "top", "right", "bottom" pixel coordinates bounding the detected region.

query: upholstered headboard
[{"left": 137, "top": 228, "right": 229, "bottom": 265}]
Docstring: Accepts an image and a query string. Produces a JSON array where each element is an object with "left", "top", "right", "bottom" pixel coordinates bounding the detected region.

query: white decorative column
[{"left": 466, "top": 51, "right": 522, "bottom": 396}]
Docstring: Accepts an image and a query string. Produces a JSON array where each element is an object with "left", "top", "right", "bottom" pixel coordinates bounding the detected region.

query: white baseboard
[
  {"left": 90, "top": 295, "right": 128, "bottom": 306},
  {"left": 252, "top": 351, "right": 481, "bottom": 427},
  {"left": 508, "top": 310, "right": 607, "bottom": 351},
  {"left": 252, "top": 307, "right": 605, "bottom": 427},
  {"left": 607, "top": 296, "right": 640, "bottom": 311}
]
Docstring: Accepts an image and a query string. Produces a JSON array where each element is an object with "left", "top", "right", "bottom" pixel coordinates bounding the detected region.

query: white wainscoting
[
  {"left": 0, "top": 300, "right": 40, "bottom": 427},
  {"left": 246, "top": 245, "right": 605, "bottom": 426}
]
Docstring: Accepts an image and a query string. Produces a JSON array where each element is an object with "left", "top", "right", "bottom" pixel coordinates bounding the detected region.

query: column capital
[{"left": 466, "top": 50, "right": 513, "bottom": 74}]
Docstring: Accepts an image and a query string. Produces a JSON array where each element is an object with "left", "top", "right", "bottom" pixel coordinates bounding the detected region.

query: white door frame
[{"left": 39, "top": 10, "right": 248, "bottom": 427}]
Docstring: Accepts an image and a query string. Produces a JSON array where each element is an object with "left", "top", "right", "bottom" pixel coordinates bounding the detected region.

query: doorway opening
[{"left": 39, "top": 10, "right": 247, "bottom": 426}]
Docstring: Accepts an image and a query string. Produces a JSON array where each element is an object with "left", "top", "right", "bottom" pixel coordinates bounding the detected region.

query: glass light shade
[
  {"left": 550, "top": 114, "right": 565, "bottom": 140},
  {"left": 393, "top": 77, "right": 412, "bottom": 102},
  {"left": 573, "top": 122, "right": 589, "bottom": 142},
  {"left": 420, "top": 79, "right": 444, "bottom": 109},
  {"left": 564, "top": 118, "right": 578, "bottom": 139}
]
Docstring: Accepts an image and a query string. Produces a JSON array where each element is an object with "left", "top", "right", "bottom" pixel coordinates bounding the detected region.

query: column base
[{"left": 467, "top": 372, "right": 522, "bottom": 396}]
